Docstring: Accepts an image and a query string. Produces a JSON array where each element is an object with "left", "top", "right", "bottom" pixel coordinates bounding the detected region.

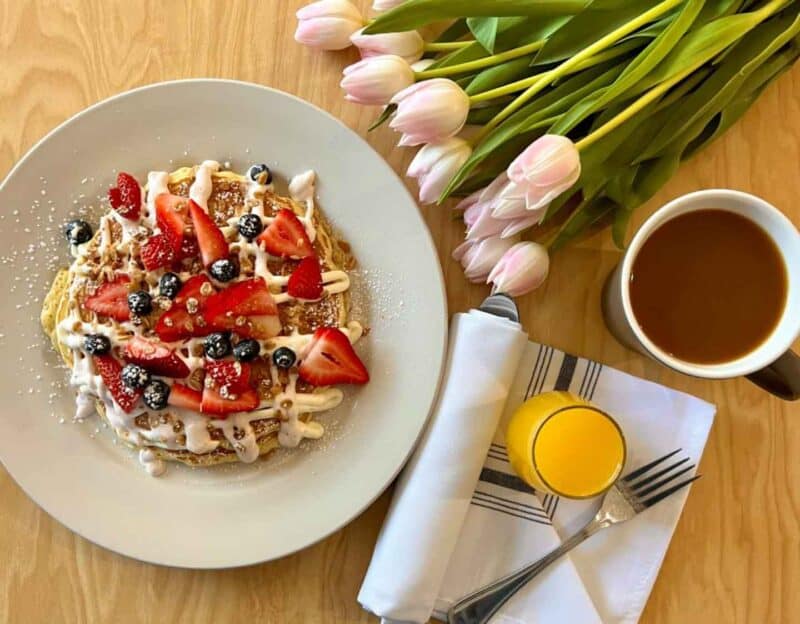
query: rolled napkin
[{"left": 358, "top": 309, "right": 528, "bottom": 623}]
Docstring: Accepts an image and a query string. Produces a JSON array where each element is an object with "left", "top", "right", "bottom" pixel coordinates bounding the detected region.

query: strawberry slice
[
  {"left": 93, "top": 354, "right": 142, "bottom": 413},
  {"left": 203, "top": 278, "right": 280, "bottom": 339},
  {"left": 168, "top": 383, "right": 202, "bottom": 411},
  {"left": 201, "top": 386, "right": 260, "bottom": 417},
  {"left": 83, "top": 274, "right": 131, "bottom": 322},
  {"left": 205, "top": 360, "right": 251, "bottom": 392},
  {"left": 154, "top": 275, "right": 216, "bottom": 342},
  {"left": 257, "top": 209, "right": 313, "bottom": 259},
  {"left": 155, "top": 193, "right": 190, "bottom": 253},
  {"left": 108, "top": 172, "right": 141, "bottom": 220},
  {"left": 123, "top": 336, "right": 190, "bottom": 378},
  {"left": 298, "top": 327, "right": 369, "bottom": 386},
  {"left": 140, "top": 233, "right": 175, "bottom": 270},
  {"left": 188, "top": 199, "right": 228, "bottom": 267},
  {"left": 287, "top": 256, "right": 323, "bottom": 300}
]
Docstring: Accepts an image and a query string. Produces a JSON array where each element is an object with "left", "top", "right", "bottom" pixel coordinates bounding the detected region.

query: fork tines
[{"left": 622, "top": 449, "right": 701, "bottom": 509}]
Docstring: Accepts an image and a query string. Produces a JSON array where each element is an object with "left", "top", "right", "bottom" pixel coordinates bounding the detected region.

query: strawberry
[
  {"left": 83, "top": 274, "right": 131, "bottom": 322},
  {"left": 298, "top": 327, "right": 369, "bottom": 386},
  {"left": 257, "top": 209, "right": 313, "bottom": 259},
  {"left": 93, "top": 354, "right": 142, "bottom": 413},
  {"left": 178, "top": 234, "right": 199, "bottom": 261},
  {"left": 154, "top": 275, "right": 216, "bottom": 342},
  {"left": 201, "top": 386, "right": 260, "bottom": 417},
  {"left": 123, "top": 336, "right": 190, "bottom": 378},
  {"left": 287, "top": 256, "right": 323, "bottom": 300},
  {"left": 205, "top": 360, "right": 251, "bottom": 392},
  {"left": 155, "top": 193, "right": 190, "bottom": 253},
  {"left": 203, "top": 278, "right": 280, "bottom": 339},
  {"left": 188, "top": 199, "right": 228, "bottom": 267},
  {"left": 140, "top": 233, "right": 175, "bottom": 270},
  {"left": 168, "top": 383, "right": 202, "bottom": 411},
  {"left": 108, "top": 172, "right": 141, "bottom": 220}
]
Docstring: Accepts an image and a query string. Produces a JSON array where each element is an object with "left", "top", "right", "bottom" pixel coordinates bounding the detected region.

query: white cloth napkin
[{"left": 360, "top": 336, "right": 716, "bottom": 624}]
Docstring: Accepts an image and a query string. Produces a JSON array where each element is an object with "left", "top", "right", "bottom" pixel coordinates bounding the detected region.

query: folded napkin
[{"left": 360, "top": 337, "right": 716, "bottom": 624}]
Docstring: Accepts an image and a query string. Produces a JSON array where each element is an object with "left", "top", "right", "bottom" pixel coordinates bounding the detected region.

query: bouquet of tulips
[{"left": 296, "top": 0, "right": 800, "bottom": 296}]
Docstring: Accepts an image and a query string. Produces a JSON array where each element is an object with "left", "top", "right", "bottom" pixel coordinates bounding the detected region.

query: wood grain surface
[{"left": 1, "top": 1, "right": 798, "bottom": 622}]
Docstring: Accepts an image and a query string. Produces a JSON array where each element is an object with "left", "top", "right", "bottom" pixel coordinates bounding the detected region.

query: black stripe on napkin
[
  {"left": 470, "top": 501, "right": 553, "bottom": 525},
  {"left": 473, "top": 491, "right": 550, "bottom": 520},
  {"left": 589, "top": 364, "right": 603, "bottom": 400},
  {"left": 525, "top": 344, "right": 546, "bottom": 399},
  {"left": 554, "top": 354, "right": 578, "bottom": 391},
  {"left": 478, "top": 467, "right": 534, "bottom": 494}
]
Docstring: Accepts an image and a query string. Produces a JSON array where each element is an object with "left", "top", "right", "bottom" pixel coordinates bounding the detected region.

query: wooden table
[{"left": 1, "top": 1, "right": 798, "bottom": 622}]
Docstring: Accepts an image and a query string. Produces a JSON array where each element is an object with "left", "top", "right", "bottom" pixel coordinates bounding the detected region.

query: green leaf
[
  {"left": 551, "top": 195, "right": 618, "bottom": 250},
  {"left": 465, "top": 57, "right": 534, "bottom": 95},
  {"left": 434, "top": 19, "right": 470, "bottom": 42},
  {"left": 467, "top": 17, "right": 500, "bottom": 53},
  {"left": 367, "top": 104, "right": 396, "bottom": 132}
]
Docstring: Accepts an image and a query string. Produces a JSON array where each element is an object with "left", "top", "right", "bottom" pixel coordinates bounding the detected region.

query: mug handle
[{"left": 746, "top": 350, "right": 800, "bottom": 401}]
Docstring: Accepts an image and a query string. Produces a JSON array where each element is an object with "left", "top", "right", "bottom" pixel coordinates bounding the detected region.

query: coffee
[{"left": 629, "top": 209, "right": 788, "bottom": 364}]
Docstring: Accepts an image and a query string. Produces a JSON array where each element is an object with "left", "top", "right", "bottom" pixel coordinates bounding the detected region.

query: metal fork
[{"left": 447, "top": 449, "right": 700, "bottom": 624}]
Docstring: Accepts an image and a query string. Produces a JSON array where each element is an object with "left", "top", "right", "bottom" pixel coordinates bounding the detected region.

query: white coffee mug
[{"left": 602, "top": 189, "right": 800, "bottom": 400}]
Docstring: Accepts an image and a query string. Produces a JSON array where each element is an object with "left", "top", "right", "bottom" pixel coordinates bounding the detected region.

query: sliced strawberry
[
  {"left": 287, "top": 256, "right": 323, "bottom": 300},
  {"left": 155, "top": 193, "right": 190, "bottom": 253},
  {"left": 83, "top": 274, "right": 131, "bottom": 322},
  {"left": 178, "top": 234, "right": 199, "bottom": 260},
  {"left": 201, "top": 386, "right": 260, "bottom": 417},
  {"left": 205, "top": 360, "right": 251, "bottom": 392},
  {"left": 140, "top": 233, "right": 175, "bottom": 270},
  {"left": 154, "top": 275, "right": 216, "bottom": 342},
  {"left": 168, "top": 383, "right": 202, "bottom": 411},
  {"left": 298, "top": 327, "right": 369, "bottom": 386},
  {"left": 257, "top": 209, "right": 313, "bottom": 259},
  {"left": 123, "top": 336, "right": 190, "bottom": 378},
  {"left": 93, "top": 354, "right": 142, "bottom": 413},
  {"left": 188, "top": 199, "right": 228, "bottom": 267},
  {"left": 108, "top": 172, "right": 141, "bottom": 220},
  {"left": 203, "top": 278, "right": 280, "bottom": 339}
]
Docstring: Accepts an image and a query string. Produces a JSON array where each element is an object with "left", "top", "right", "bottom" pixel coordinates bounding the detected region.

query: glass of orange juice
[{"left": 506, "top": 391, "right": 626, "bottom": 499}]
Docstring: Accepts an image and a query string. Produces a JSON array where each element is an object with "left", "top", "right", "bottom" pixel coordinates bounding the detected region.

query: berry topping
[
  {"left": 83, "top": 274, "right": 131, "bottom": 322},
  {"left": 298, "top": 328, "right": 369, "bottom": 386},
  {"left": 93, "top": 355, "right": 141, "bottom": 413},
  {"left": 237, "top": 214, "right": 263, "bottom": 241},
  {"left": 205, "top": 360, "right": 252, "bottom": 392},
  {"left": 154, "top": 275, "right": 216, "bottom": 342},
  {"left": 204, "top": 332, "right": 232, "bottom": 360},
  {"left": 203, "top": 277, "right": 280, "bottom": 339},
  {"left": 108, "top": 172, "right": 141, "bottom": 220},
  {"left": 256, "top": 209, "right": 314, "bottom": 259},
  {"left": 287, "top": 256, "right": 323, "bottom": 300},
  {"left": 143, "top": 379, "right": 170, "bottom": 410},
  {"left": 233, "top": 339, "right": 261, "bottom": 362},
  {"left": 140, "top": 234, "right": 175, "bottom": 270},
  {"left": 200, "top": 386, "right": 260, "bottom": 417},
  {"left": 188, "top": 199, "right": 229, "bottom": 267},
  {"left": 121, "top": 362, "right": 151, "bottom": 390},
  {"left": 127, "top": 290, "right": 153, "bottom": 316},
  {"left": 159, "top": 272, "right": 183, "bottom": 299},
  {"left": 177, "top": 235, "right": 200, "bottom": 262},
  {"left": 248, "top": 164, "right": 273, "bottom": 184},
  {"left": 84, "top": 334, "right": 111, "bottom": 356},
  {"left": 155, "top": 193, "right": 190, "bottom": 253},
  {"left": 272, "top": 346, "right": 297, "bottom": 369},
  {"left": 64, "top": 219, "right": 93, "bottom": 246},
  {"left": 168, "top": 383, "right": 202, "bottom": 411},
  {"left": 209, "top": 258, "right": 239, "bottom": 283},
  {"left": 123, "top": 336, "right": 190, "bottom": 378}
]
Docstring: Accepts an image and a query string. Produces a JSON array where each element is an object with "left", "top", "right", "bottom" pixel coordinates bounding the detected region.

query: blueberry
[
  {"left": 121, "top": 363, "right": 150, "bottom": 390},
  {"left": 84, "top": 334, "right": 111, "bottom": 355},
  {"left": 272, "top": 347, "right": 297, "bottom": 369},
  {"left": 64, "top": 219, "right": 93, "bottom": 246},
  {"left": 204, "top": 332, "right": 232, "bottom": 359},
  {"left": 237, "top": 214, "right": 263, "bottom": 241},
  {"left": 233, "top": 339, "right": 261, "bottom": 362},
  {"left": 248, "top": 163, "right": 272, "bottom": 185},
  {"left": 143, "top": 379, "right": 170, "bottom": 410},
  {"left": 159, "top": 272, "right": 182, "bottom": 299},
  {"left": 127, "top": 290, "right": 153, "bottom": 315},
  {"left": 209, "top": 258, "right": 239, "bottom": 283}
]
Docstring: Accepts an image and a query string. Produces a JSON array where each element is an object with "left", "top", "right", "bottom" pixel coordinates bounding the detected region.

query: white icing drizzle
[
  {"left": 145, "top": 171, "right": 169, "bottom": 228},
  {"left": 139, "top": 449, "right": 166, "bottom": 477},
  {"left": 189, "top": 160, "right": 220, "bottom": 210}
]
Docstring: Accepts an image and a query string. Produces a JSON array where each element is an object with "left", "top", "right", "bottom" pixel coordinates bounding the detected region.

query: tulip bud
[
  {"left": 407, "top": 138, "right": 472, "bottom": 204},
  {"left": 390, "top": 79, "right": 470, "bottom": 146},
  {"left": 341, "top": 55, "right": 415, "bottom": 105},
  {"left": 373, "top": 0, "right": 406, "bottom": 10},
  {"left": 295, "top": 0, "right": 364, "bottom": 51},
  {"left": 506, "top": 134, "right": 581, "bottom": 212},
  {"left": 488, "top": 242, "right": 550, "bottom": 296},
  {"left": 454, "top": 236, "right": 519, "bottom": 283},
  {"left": 351, "top": 28, "right": 424, "bottom": 63}
]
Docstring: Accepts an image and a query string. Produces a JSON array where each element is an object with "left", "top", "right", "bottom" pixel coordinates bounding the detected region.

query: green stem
[
  {"left": 423, "top": 41, "right": 472, "bottom": 52},
  {"left": 415, "top": 40, "right": 546, "bottom": 78}
]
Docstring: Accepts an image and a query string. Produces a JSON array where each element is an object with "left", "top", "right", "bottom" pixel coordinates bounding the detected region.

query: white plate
[{"left": 0, "top": 80, "right": 447, "bottom": 568}]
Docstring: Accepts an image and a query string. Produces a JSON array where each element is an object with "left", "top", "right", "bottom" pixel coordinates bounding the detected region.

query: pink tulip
[
  {"left": 295, "top": 0, "right": 364, "bottom": 51},
  {"left": 390, "top": 79, "right": 470, "bottom": 146},
  {"left": 453, "top": 236, "right": 518, "bottom": 283},
  {"left": 459, "top": 174, "right": 543, "bottom": 240},
  {"left": 488, "top": 242, "right": 550, "bottom": 296},
  {"left": 373, "top": 0, "right": 406, "bottom": 10},
  {"left": 341, "top": 55, "right": 414, "bottom": 105},
  {"left": 506, "top": 134, "right": 581, "bottom": 211},
  {"left": 351, "top": 28, "right": 424, "bottom": 63},
  {"left": 407, "top": 138, "right": 471, "bottom": 204}
]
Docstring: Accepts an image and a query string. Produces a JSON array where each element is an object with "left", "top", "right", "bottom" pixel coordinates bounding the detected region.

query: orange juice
[{"left": 506, "top": 391, "right": 626, "bottom": 499}]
